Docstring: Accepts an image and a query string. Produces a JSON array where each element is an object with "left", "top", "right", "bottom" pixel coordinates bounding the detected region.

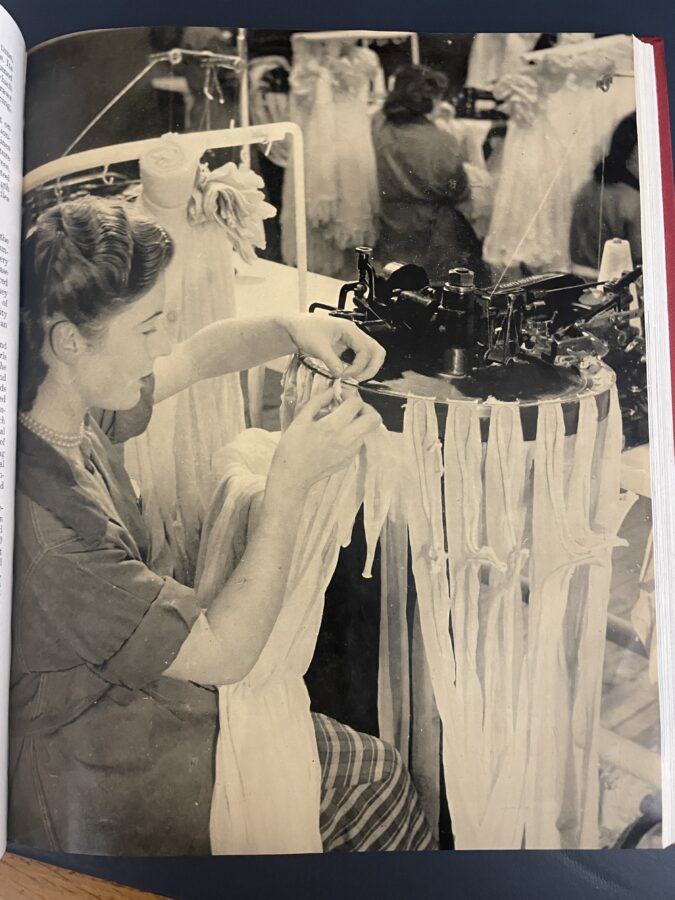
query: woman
[
  {"left": 9, "top": 197, "right": 434, "bottom": 855},
  {"left": 372, "top": 65, "right": 485, "bottom": 283},
  {"left": 570, "top": 112, "right": 641, "bottom": 271}
]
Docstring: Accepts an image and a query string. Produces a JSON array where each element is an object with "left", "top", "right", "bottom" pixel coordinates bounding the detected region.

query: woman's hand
[
  {"left": 269, "top": 386, "right": 382, "bottom": 492},
  {"left": 170, "top": 386, "right": 381, "bottom": 685},
  {"left": 284, "top": 315, "right": 386, "bottom": 383}
]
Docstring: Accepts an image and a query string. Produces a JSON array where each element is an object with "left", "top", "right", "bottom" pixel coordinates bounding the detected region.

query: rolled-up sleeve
[{"left": 20, "top": 542, "right": 202, "bottom": 690}]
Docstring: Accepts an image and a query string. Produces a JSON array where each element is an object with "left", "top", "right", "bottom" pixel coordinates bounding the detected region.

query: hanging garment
[
  {"left": 199, "top": 370, "right": 400, "bottom": 854},
  {"left": 281, "top": 39, "right": 381, "bottom": 278},
  {"left": 525, "top": 392, "right": 635, "bottom": 848},
  {"left": 484, "top": 36, "right": 636, "bottom": 275},
  {"left": 444, "top": 400, "right": 529, "bottom": 849},
  {"left": 125, "top": 160, "right": 274, "bottom": 584},
  {"left": 281, "top": 358, "right": 631, "bottom": 849},
  {"left": 466, "top": 34, "right": 597, "bottom": 92},
  {"left": 466, "top": 34, "right": 543, "bottom": 90}
]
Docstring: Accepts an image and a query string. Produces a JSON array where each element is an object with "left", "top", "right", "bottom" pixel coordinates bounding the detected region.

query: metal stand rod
[{"left": 237, "top": 28, "right": 250, "bottom": 168}]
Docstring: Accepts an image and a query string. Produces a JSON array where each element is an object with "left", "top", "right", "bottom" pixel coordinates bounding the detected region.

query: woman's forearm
[
  {"left": 154, "top": 315, "right": 296, "bottom": 404},
  {"left": 168, "top": 473, "right": 308, "bottom": 685},
  {"left": 188, "top": 316, "right": 296, "bottom": 379},
  {"left": 154, "top": 311, "right": 382, "bottom": 406},
  {"left": 208, "top": 477, "right": 305, "bottom": 680}
]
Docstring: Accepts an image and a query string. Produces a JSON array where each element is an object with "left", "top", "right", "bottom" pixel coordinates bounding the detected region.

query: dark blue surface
[
  {"left": 0, "top": 0, "right": 672, "bottom": 57},
  {"left": 9, "top": 844, "right": 675, "bottom": 900},
  {"left": 4, "top": 0, "right": 675, "bottom": 897},
  {"left": 3, "top": 0, "right": 675, "bottom": 139}
]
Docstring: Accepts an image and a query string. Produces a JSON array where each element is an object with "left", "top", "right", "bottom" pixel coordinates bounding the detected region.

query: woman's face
[{"left": 76, "top": 277, "right": 171, "bottom": 411}]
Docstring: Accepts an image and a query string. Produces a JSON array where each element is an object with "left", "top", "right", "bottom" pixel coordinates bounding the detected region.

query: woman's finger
[
  {"left": 311, "top": 339, "right": 347, "bottom": 378},
  {"left": 343, "top": 406, "right": 382, "bottom": 440},
  {"left": 321, "top": 392, "right": 364, "bottom": 425},
  {"left": 342, "top": 418, "right": 383, "bottom": 457},
  {"left": 342, "top": 340, "right": 387, "bottom": 383},
  {"left": 296, "top": 386, "right": 342, "bottom": 419},
  {"left": 338, "top": 329, "right": 386, "bottom": 382}
]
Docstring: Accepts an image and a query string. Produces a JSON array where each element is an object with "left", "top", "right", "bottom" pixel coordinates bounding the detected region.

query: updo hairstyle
[
  {"left": 20, "top": 196, "right": 174, "bottom": 412},
  {"left": 383, "top": 65, "right": 449, "bottom": 125}
]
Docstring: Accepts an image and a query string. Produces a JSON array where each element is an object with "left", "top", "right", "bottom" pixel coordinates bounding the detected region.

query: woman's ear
[{"left": 48, "top": 320, "right": 85, "bottom": 364}]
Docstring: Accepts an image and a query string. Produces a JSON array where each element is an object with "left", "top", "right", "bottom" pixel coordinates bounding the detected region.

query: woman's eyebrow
[{"left": 138, "top": 310, "right": 164, "bottom": 325}]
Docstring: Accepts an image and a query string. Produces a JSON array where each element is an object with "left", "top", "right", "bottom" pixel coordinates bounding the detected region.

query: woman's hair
[
  {"left": 383, "top": 65, "right": 448, "bottom": 125},
  {"left": 20, "top": 195, "right": 174, "bottom": 412},
  {"left": 593, "top": 113, "right": 639, "bottom": 189}
]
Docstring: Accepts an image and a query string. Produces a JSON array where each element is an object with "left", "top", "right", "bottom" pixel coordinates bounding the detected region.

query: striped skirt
[{"left": 313, "top": 713, "right": 436, "bottom": 852}]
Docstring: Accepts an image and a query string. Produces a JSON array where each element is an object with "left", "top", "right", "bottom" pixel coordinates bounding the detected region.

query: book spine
[{"left": 0, "top": 4, "right": 24, "bottom": 860}]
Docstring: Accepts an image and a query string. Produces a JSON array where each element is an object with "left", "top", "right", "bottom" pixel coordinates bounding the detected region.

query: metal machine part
[{"left": 309, "top": 247, "right": 647, "bottom": 444}]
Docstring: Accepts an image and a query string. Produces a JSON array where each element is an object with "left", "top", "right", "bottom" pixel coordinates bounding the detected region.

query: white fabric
[
  {"left": 199, "top": 373, "right": 399, "bottom": 854},
  {"left": 281, "top": 41, "right": 381, "bottom": 278},
  {"left": 525, "top": 392, "right": 635, "bottom": 848},
  {"left": 281, "top": 359, "right": 630, "bottom": 849},
  {"left": 188, "top": 162, "right": 276, "bottom": 265},
  {"left": 397, "top": 391, "right": 632, "bottom": 849},
  {"left": 376, "top": 464, "right": 411, "bottom": 757},
  {"left": 125, "top": 191, "right": 246, "bottom": 585},
  {"left": 484, "top": 37, "right": 635, "bottom": 274},
  {"left": 466, "top": 34, "right": 543, "bottom": 90}
]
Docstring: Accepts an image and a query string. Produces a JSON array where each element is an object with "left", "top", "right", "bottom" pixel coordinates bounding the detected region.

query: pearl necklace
[{"left": 19, "top": 411, "right": 85, "bottom": 449}]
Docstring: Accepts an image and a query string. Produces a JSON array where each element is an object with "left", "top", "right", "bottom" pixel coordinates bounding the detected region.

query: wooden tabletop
[{"left": 0, "top": 853, "right": 167, "bottom": 899}]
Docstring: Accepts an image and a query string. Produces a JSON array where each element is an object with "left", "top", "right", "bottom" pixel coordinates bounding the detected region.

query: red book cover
[{"left": 641, "top": 38, "right": 675, "bottom": 438}]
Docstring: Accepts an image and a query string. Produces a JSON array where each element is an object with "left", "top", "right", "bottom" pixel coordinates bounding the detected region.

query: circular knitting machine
[{"left": 285, "top": 249, "right": 645, "bottom": 850}]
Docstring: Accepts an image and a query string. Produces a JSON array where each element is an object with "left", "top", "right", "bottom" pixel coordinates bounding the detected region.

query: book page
[
  {"left": 634, "top": 35, "right": 675, "bottom": 848},
  {"left": 13, "top": 27, "right": 665, "bottom": 856},
  {"left": 0, "top": 5, "right": 23, "bottom": 858}
]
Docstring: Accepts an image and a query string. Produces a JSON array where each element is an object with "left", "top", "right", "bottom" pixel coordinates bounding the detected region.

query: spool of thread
[
  {"left": 599, "top": 237, "right": 633, "bottom": 283},
  {"left": 598, "top": 237, "right": 639, "bottom": 324}
]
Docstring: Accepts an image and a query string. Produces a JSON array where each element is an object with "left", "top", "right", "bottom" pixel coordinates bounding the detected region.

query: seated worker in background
[
  {"left": 371, "top": 65, "right": 486, "bottom": 283},
  {"left": 570, "top": 113, "right": 641, "bottom": 273}
]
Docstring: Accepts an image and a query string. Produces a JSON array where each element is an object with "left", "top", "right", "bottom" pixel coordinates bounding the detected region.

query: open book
[{"left": 0, "top": 11, "right": 674, "bottom": 863}]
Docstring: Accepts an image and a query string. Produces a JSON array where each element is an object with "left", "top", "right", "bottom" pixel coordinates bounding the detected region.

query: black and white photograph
[{"left": 7, "top": 28, "right": 664, "bottom": 857}]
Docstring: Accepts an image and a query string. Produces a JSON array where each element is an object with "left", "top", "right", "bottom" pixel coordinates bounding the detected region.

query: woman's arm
[
  {"left": 153, "top": 315, "right": 293, "bottom": 404},
  {"left": 153, "top": 314, "right": 386, "bottom": 404},
  {"left": 430, "top": 131, "right": 471, "bottom": 205},
  {"left": 165, "top": 462, "right": 309, "bottom": 684},
  {"left": 164, "top": 387, "right": 382, "bottom": 685}
]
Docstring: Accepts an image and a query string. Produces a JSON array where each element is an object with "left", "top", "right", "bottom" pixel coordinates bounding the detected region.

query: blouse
[
  {"left": 371, "top": 112, "right": 483, "bottom": 282},
  {"left": 9, "top": 378, "right": 218, "bottom": 855}
]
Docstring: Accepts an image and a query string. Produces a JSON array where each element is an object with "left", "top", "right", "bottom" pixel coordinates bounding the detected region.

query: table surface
[
  {"left": 0, "top": 852, "right": 165, "bottom": 899},
  {"left": 234, "top": 257, "right": 343, "bottom": 318}
]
